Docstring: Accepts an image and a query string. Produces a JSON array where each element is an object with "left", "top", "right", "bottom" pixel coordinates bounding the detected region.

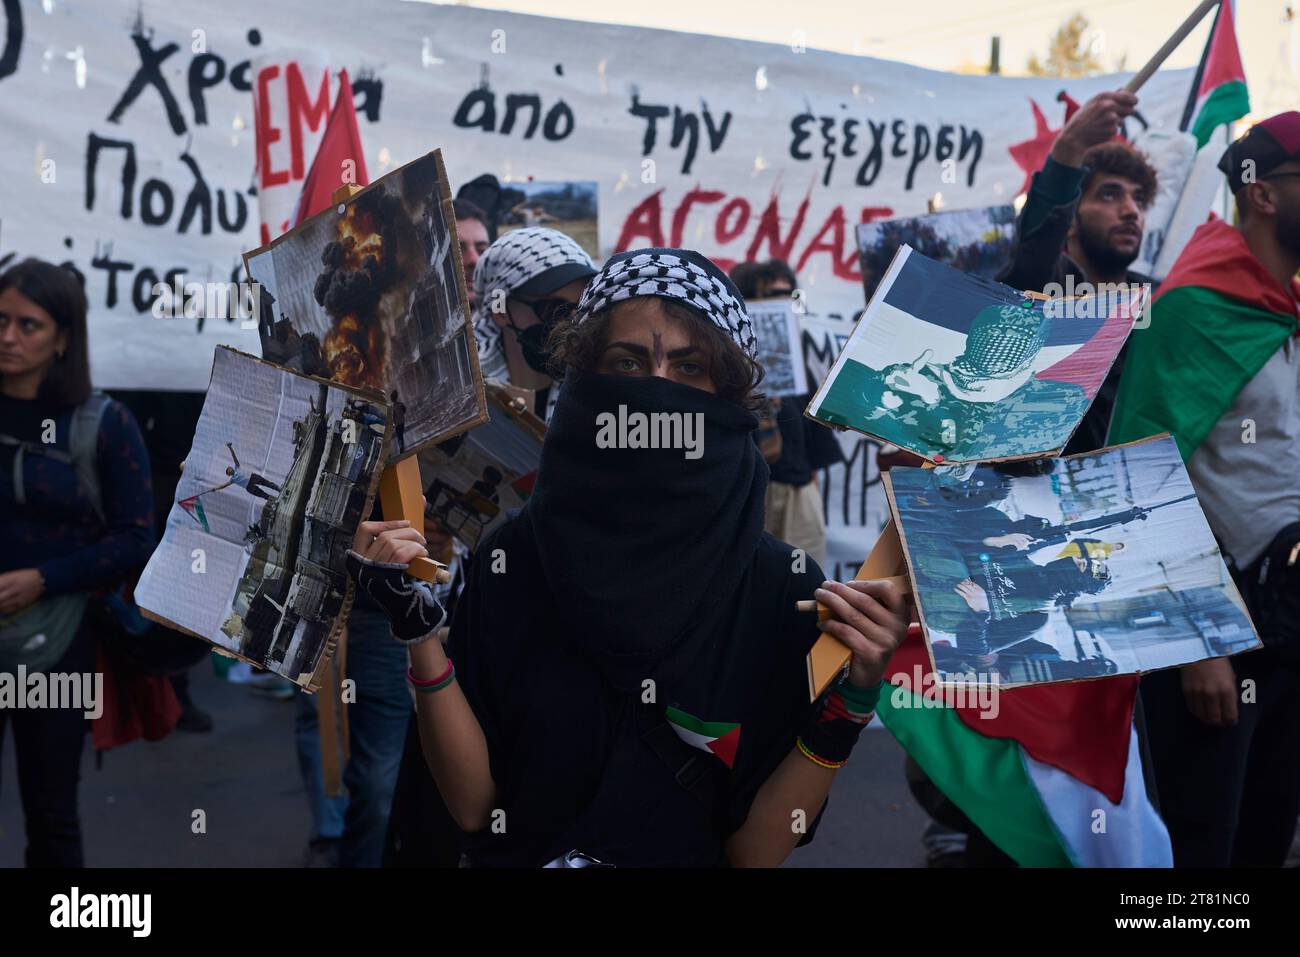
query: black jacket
[
  {"left": 996, "top": 156, "right": 1156, "bottom": 455},
  {"left": 769, "top": 395, "right": 844, "bottom": 487}
]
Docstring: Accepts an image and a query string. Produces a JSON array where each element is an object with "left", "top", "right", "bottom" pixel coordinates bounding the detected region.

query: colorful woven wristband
[
  {"left": 836, "top": 678, "right": 883, "bottom": 714},
  {"left": 408, "top": 660, "right": 455, "bottom": 694}
]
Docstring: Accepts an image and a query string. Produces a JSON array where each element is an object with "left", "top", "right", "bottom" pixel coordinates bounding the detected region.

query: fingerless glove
[{"left": 345, "top": 549, "right": 446, "bottom": 644}]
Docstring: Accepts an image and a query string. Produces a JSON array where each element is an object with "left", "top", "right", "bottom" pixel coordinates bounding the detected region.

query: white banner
[{"left": 0, "top": 0, "right": 1195, "bottom": 391}]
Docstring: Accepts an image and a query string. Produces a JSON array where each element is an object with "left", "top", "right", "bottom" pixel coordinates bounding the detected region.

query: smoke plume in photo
[{"left": 311, "top": 186, "right": 422, "bottom": 391}]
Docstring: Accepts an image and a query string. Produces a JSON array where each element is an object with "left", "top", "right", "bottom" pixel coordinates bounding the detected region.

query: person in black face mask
[
  {"left": 470, "top": 227, "right": 596, "bottom": 421},
  {"left": 350, "top": 248, "right": 908, "bottom": 867}
]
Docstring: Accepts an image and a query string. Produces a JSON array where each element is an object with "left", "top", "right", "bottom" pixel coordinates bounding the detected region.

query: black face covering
[
  {"left": 506, "top": 298, "right": 575, "bottom": 374},
  {"left": 526, "top": 372, "right": 767, "bottom": 692},
  {"left": 451, "top": 369, "right": 826, "bottom": 867}
]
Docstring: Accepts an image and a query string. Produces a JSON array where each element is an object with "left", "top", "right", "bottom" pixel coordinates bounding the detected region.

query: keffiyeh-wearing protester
[
  {"left": 470, "top": 227, "right": 595, "bottom": 417},
  {"left": 351, "top": 247, "right": 907, "bottom": 867}
]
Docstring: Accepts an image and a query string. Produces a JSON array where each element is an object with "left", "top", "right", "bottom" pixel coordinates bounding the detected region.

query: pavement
[{"left": 0, "top": 659, "right": 931, "bottom": 868}]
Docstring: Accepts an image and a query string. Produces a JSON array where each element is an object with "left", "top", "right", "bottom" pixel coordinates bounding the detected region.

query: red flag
[
  {"left": 1056, "top": 90, "right": 1081, "bottom": 123},
  {"left": 291, "top": 69, "right": 369, "bottom": 227}
]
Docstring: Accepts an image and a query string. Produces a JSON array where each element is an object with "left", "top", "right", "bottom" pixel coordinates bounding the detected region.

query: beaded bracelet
[
  {"left": 408, "top": 660, "right": 455, "bottom": 694},
  {"left": 796, "top": 736, "right": 848, "bottom": 770}
]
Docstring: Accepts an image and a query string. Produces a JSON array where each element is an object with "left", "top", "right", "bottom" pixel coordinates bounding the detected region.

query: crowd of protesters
[{"left": 1, "top": 92, "right": 1298, "bottom": 869}]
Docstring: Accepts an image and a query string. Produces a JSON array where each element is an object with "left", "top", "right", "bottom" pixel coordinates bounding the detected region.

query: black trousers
[
  {"left": 382, "top": 712, "right": 463, "bottom": 867},
  {"left": 0, "top": 622, "right": 95, "bottom": 867},
  {"left": 1141, "top": 648, "right": 1300, "bottom": 867}
]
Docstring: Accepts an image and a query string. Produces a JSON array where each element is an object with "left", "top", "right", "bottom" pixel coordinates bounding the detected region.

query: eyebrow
[
  {"left": 1097, "top": 179, "right": 1145, "bottom": 195},
  {"left": 603, "top": 340, "right": 703, "bottom": 360}
]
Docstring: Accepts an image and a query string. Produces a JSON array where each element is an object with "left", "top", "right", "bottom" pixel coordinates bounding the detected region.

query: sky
[{"left": 415, "top": 0, "right": 1299, "bottom": 118}]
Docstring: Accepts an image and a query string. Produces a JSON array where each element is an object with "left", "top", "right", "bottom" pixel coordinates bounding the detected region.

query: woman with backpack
[{"left": 0, "top": 258, "right": 155, "bottom": 866}]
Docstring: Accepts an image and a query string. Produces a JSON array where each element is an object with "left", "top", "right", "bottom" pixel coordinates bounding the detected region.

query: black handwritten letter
[
  {"left": 454, "top": 87, "right": 496, "bottom": 132},
  {"left": 670, "top": 107, "right": 699, "bottom": 174},
  {"left": 501, "top": 93, "right": 541, "bottom": 138},
  {"left": 85, "top": 133, "right": 138, "bottom": 219},
  {"left": 108, "top": 31, "right": 185, "bottom": 134},
  {"left": 629, "top": 93, "right": 670, "bottom": 156},
  {"left": 0, "top": 0, "right": 22, "bottom": 83},
  {"left": 188, "top": 53, "right": 226, "bottom": 127},
  {"left": 542, "top": 101, "right": 573, "bottom": 141}
]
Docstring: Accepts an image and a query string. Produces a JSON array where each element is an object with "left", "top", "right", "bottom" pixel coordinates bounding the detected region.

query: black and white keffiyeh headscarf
[
  {"left": 574, "top": 248, "right": 757, "bottom": 360},
  {"left": 472, "top": 228, "right": 595, "bottom": 380}
]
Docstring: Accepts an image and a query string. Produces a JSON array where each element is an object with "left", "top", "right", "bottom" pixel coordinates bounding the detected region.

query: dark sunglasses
[{"left": 520, "top": 297, "right": 576, "bottom": 325}]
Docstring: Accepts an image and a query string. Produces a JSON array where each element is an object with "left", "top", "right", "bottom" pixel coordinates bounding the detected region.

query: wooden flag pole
[
  {"left": 331, "top": 183, "right": 449, "bottom": 586},
  {"left": 378, "top": 455, "right": 449, "bottom": 584},
  {"left": 1123, "top": 0, "right": 1219, "bottom": 94}
]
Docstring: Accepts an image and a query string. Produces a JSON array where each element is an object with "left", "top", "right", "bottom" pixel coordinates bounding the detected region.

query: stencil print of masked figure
[{"left": 861, "top": 303, "right": 1089, "bottom": 459}]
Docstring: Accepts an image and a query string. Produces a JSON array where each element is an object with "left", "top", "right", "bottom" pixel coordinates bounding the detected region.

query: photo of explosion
[
  {"left": 244, "top": 149, "right": 487, "bottom": 462},
  {"left": 313, "top": 190, "right": 400, "bottom": 391}
]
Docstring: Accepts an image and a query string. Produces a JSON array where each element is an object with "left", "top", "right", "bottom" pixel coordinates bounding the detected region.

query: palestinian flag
[
  {"left": 1109, "top": 218, "right": 1299, "bottom": 460},
  {"left": 1184, "top": 0, "right": 1249, "bottom": 148},
  {"left": 511, "top": 471, "right": 538, "bottom": 500},
  {"left": 179, "top": 494, "right": 210, "bottom": 533},
  {"left": 666, "top": 706, "right": 741, "bottom": 769},
  {"left": 877, "top": 626, "right": 1171, "bottom": 867}
]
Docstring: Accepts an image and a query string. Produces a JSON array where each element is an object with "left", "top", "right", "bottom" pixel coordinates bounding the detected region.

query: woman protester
[
  {"left": 0, "top": 259, "right": 154, "bottom": 866},
  {"left": 354, "top": 248, "right": 907, "bottom": 867}
]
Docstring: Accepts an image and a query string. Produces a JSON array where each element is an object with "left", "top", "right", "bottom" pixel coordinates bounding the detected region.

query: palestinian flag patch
[{"left": 666, "top": 705, "right": 741, "bottom": 769}]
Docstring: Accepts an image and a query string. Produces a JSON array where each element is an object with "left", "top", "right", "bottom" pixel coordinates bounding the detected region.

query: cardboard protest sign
[
  {"left": 808, "top": 245, "right": 1142, "bottom": 463},
  {"left": 136, "top": 347, "right": 389, "bottom": 690},
  {"left": 243, "top": 149, "right": 486, "bottom": 462},
  {"left": 886, "top": 434, "right": 1260, "bottom": 688},
  {"left": 498, "top": 181, "right": 599, "bottom": 259},
  {"left": 417, "top": 384, "right": 545, "bottom": 552},
  {"left": 747, "top": 298, "right": 808, "bottom": 399},
  {"left": 856, "top": 205, "right": 1016, "bottom": 302}
]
